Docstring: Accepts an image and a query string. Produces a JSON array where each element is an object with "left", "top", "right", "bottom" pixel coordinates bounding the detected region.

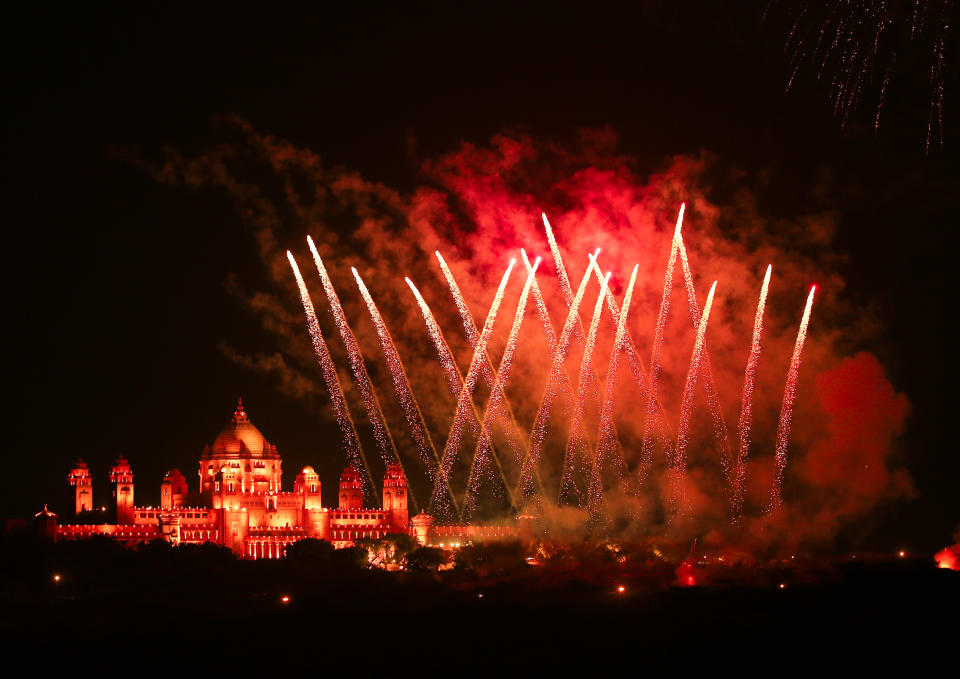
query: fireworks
[
  {"left": 430, "top": 260, "right": 515, "bottom": 515},
  {"left": 767, "top": 285, "right": 817, "bottom": 514},
  {"left": 559, "top": 270, "right": 610, "bottom": 506},
  {"left": 676, "top": 230, "right": 732, "bottom": 483},
  {"left": 590, "top": 263, "right": 639, "bottom": 521},
  {"left": 463, "top": 258, "right": 540, "bottom": 516},
  {"left": 639, "top": 204, "right": 685, "bottom": 480},
  {"left": 732, "top": 265, "right": 772, "bottom": 523},
  {"left": 773, "top": 0, "right": 953, "bottom": 152},
  {"left": 517, "top": 253, "right": 597, "bottom": 504},
  {"left": 437, "top": 252, "right": 527, "bottom": 469},
  {"left": 307, "top": 237, "right": 400, "bottom": 470},
  {"left": 673, "top": 281, "right": 718, "bottom": 514},
  {"left": 287, "top": 252, "right": 375, "bottom": 500},
  {"left": 353, "top": 268, "right": 457, "bottom": 515},
  {"left": 290, "top": 204, "right": 818, "bottom": 528}
]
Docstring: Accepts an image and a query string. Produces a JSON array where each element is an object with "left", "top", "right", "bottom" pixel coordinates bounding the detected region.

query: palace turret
[
  {"left": 67, "top": 459, "right": 93, "bottom": 515},
  {"left": 382, "top": 463, "right": 409, "bottom": 532},
  {"left": 109, "top": 456, "right": 134, "bottom": 525},
  {"left": 338, "top": 466, "right": 363, "bottom": 510}
]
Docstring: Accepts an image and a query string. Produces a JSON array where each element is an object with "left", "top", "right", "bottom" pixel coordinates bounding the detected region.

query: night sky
[{"left": 5, "top": 1, "right": 957, "bottom": 552}]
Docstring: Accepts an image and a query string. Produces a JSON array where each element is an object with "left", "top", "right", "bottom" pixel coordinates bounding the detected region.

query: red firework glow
[
  {"left": 163, "top": 124, "right": 912, "bottom": 548},
  {"left": 290, "top": 219, "right": 813, "bottom": 532},
  {"left": 935, "top": 546, "right": 959, "bottom": 570}
]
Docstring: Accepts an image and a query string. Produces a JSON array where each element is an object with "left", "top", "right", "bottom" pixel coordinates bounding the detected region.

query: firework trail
[
  {"left": 639, "top": 204, "right": 685, "bottom": 478},
  {"left": 307, "top": 237, "right": 401, "bottom": 473},
  {"left": 559, "top": 270, "right": 610, "bottom": 506},
  {"left": 430, "top": 260, "right": 515, "bottom": 513},
  {"left": 585, "top": 254, "right": 674, "bottom": 448},
  {"left": 435, "top": 252, "right": 528, "bottom": 465},
  {"left": 731, "top": 265, "right": 772, "bottom": 523},
  {"left": 521, "top": 248, "right": 580, "bottom": 430},
  {"left": 407, "top": 277, "right": 506, "bottom": 518},
  {"left": 542, "top": 213, "right": 575, "bottom": 308},
  {"left": 676, "top": 231, "right": 733, "bottom": 483},
  {"left": 287, "top": 252, "right": 376, "bottom": 501},
  {"left": 405, "top": 278, "right": 462, "bottom": 397},
  {"left": 589, "top": 263, "right": 639, "bottom": 520},
  {"left": 520, "top": 249, "right": 557, "bottom": 353},
  {"left": 673, "top": 280, "right": 718, "bottom": 514},
  {"left": 463, "top": 258, "right": 542, "bottom": 516},
  {"left": 542, "top": 214, "right": 604, "bottom": 406},
  {"left": 406, "top": 278, "right": 499, "bottom": 456},
  {"left": 767, "top": 285, "right": 817, "bottom": 514},
  {"left": 351, "top": 268, "right": 459, "bottom": 518},
  {"left": 517, "top": 253, "right": 597, "bottom": 503}
]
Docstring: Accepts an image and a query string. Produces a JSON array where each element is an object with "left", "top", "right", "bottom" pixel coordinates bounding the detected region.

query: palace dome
[{"left": 209, "top": 398, "right": 271, "bottom": 458}]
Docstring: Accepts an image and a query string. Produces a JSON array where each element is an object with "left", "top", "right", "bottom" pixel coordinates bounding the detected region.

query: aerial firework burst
[{"left": 770, "top": 0, "right": 954, "bottom": 151}]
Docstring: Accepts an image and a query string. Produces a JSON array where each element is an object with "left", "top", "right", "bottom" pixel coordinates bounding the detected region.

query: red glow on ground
[
  {"left": 675, "top": 560, "right": 698, "bottom": 587},
  {"left": 935, "top": 546, "right": 959, "bottom": 570}
]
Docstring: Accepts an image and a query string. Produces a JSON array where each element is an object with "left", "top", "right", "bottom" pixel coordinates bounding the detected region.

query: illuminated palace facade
[{"left": 56, "top": 400, "right": 516, "bottom": 557}]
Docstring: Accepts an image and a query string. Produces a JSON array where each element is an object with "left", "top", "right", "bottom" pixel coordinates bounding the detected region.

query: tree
[
  {"left": 405, "top": 546, "right": 446, "bottom": 571},
  {"left": 284, "top": 538, "right": 334, "bottom": 563},
  {"left": 331, "top": 545, "right": 368, "bottom": 568},
  {"left": 356, "top": 532, "right": 420, "bottom": 567},
  {"left": 454, "top": 541, "right": 526, "bottom": 572}
]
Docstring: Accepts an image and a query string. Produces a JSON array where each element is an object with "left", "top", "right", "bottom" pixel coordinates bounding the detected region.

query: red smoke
[
  {"left": 149, "top": 118, "right": 912, "bottom": 549},
  {"left": 935, "top": 546, "right": 958, "bottom": 570}
]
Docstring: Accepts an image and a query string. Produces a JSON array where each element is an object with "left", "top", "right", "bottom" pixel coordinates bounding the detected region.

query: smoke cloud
[{"left": 147, "top": 117, "right": 911, "bottom": 549}]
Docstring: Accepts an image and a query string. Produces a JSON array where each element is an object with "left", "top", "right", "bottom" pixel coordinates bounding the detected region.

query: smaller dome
[
  {"left": 411, "top": 511, "right": 433, "bottom": 525},
  {"left": 301, "top": 466, "right": 316, "bottom": 475}
]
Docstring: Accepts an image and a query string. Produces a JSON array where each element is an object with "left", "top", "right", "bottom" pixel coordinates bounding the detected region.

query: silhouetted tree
[
  {"left": 454, "top": 541, "right": 526, "bottom": 572},
  {"left": 285, "top": 538, "right": 334, "bottom": 563},
  {"left": 405, "top": 546, "right": 446, "bottom": 571},
  {"left": 331, "top": 545, "right": 368, "bottom": 568},
  {"left": 355, "top": 532, "right": 419, "bottom": 567}
]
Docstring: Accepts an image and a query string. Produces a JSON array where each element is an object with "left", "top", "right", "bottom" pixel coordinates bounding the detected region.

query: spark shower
[{"left": 288, "top": 205, "right": 815, "bottom": 528}]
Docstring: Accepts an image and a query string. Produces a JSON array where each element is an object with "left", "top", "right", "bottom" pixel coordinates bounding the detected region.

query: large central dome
[{"left": 207, "top": 398, "right": 276, "bottom": 458}]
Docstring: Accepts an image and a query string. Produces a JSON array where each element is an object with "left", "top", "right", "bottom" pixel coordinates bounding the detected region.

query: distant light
[
  {"left": 617, "top": 585, "right": 625, "bottom": 594},
  {"left": 477, "top": 593, "right": 484, "bottom": 599},
  {"left": 898, "top": 551, "right": 906, "bottom": 558},
  {"left": 779, "top": 583, "right": 786, "bottom": 589},
  {"left": 53, "top": 574, "right": 61, "bottom": 582},
  {"left": 280, "top": 595, "right": 290, "bottom": 604}
]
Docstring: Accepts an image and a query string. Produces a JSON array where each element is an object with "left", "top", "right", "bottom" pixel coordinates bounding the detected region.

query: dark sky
[{"left": 4, "top": 1, "right": 957, "bottom": 551}]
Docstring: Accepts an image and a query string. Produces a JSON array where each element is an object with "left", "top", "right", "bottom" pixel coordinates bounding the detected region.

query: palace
[{"left": 51, "top": 399, "right": 518, "bottom": 557}]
